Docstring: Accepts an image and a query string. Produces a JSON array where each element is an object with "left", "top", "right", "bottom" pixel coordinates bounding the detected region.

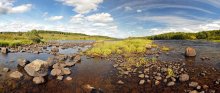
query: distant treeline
[{"left": 146, "top": 30, "right": 220, "bottom": 40}]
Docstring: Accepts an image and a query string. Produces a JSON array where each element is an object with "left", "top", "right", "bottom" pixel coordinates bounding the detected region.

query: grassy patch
[
  {"left": 0, "top": 40, "right": 32, "bottom": 47},
  {"left": 86, "top": 39, "right": 153, "bottom": 57},
  {"left": 161, "top": 46, "right": 170, "bottom": 51}
]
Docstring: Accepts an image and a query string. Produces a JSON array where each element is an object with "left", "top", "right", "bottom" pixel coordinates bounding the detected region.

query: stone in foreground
[
  {"left": 24, "top": 59, "right": 49, "bottom": 77},
  {"left": 179, "top": 74, "right": 189, "bottom": 82},
  {"left": 33, "top": 76, "right": 45, "bottom": 84},
  {"left": 9, "top": 71, "right": 23, "bottom": 79},
  {"left": 1, "top": 47, "right": 9, "bottom": 54},
  {"left": 185, "top": 47, "right": 196, "bottom": 57}
]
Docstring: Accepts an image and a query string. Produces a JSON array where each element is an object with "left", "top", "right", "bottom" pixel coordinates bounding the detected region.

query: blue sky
[{"left": 1, "top": 0, "right": 220, "bottom": 38}]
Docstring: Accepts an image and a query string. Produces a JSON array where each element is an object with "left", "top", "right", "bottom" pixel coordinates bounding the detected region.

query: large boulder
[
  {"left": 33, "top": 76, "right": 45, "bottom": 84},
  {"left": 1, "top": 47, "right": 9, "bottom": 54},
  {"left": 185, "top": 47, "right": 196, "bottom": 57},
  {"left": 9, "top": 71, "right": 23, "bottom": 79},
  {"left": 24, "top": 59, "right": 49, "bottom": 77}
]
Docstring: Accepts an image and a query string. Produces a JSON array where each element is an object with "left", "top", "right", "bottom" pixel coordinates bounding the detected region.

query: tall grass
[{"left": 86, "top": 39, "right": 153, "bottom": 57}]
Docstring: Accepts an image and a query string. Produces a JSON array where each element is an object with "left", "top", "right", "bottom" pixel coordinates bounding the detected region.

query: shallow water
[
  {"left": 0, "top": 40, "right": 220, "bottom": 93},
  {"left": 155, "top": 40, "right": 220, "bottom": 69}
]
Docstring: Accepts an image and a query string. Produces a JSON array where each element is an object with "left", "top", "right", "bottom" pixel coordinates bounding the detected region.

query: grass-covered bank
[
  {"left": 86, "top": 39, "right": 155, "bottom": 57},
  {"left": 144, "top": 30, "right": 220, "bottom": 41},
  {"left": 0, "top": 30, "right": 116, "bottom": 47}
]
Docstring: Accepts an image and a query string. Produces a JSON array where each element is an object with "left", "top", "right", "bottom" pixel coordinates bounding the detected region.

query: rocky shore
[{"left": 0, "top": 40, "right": 219, "bottom": 93}]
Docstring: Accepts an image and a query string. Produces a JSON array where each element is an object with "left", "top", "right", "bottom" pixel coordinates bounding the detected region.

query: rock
[
  {"left": 189, "top": 90, "right": 198, "bottom": 93},
  {"left": 179, "top": 74, "right": 189, "bottom": 82},
  {"left": 57, "top": 76, "right": 63, "bottom": 80},
  {"left": 155, "top": 80, "right": 160, "bottom": 85},
  {"left": 155, "top": 76, "right": 162, "bottom": 81},
  {"left": 51, "top": 47, "right": 59, "bottom": 52},
  {"left": 33, "top": 51, "right": 39, "bottom": 54},
  {"left": 51, "top": 68, "right": 62, "bottom": 76},
  {"left": 185, "top": 47, "right": 196, "bottom": 57},
  {"left": 62, "top": 68, "right": 71, "bottom": 75},
  {"left": 3, "top": 68, "right": 9, "bottom": 72},
  {"left": 24, "top": 59, "right": 49, "bottom": 77},
  {"left": 163, "top": 79, "right": 168, "bottom": 83},
  {"left": 18, "top": 59, "right": 29, "bottom": 67},
  {"left": 74, "top": 55, "right": 81, "bottom": 62},
  {"left": 138, "top": 74, "right": 145, "bottom": 78},
  {"left": 1, "top": 47, "right": 8, "bottom": 54},
  {"left": 139, "top": 80, "right": 145, "bottom": 85},
  {"left": 65, "top": 62, "right": 76, "bottom": 67},
  {"left": 145, "top": 75, "right": 149, "bottom": 78},
  {"left": 113, "top": 64, "right": 118, "bottom": 68},
  {"left": 202, "top": 85, "right": 209, "bottom": 90},
  {"left": 117, "top": 80, "right": 124, "bottom": 84},
  {"left": 145, "top": 44, "right": 152, "bottom": 49},
  {"left": 66, "top": 76, "right": 72, "bottom": 81},
  {"left": 33, "top": 77, "right": 45, "bottom": 84},
  {"left": 9, "top": 71, "right": 23, "bottom": 79},
  {"left": 167, "top": 81, "right": 175, "bottom": 86},
  {"left": 196, "top": 86, "right": 201, "bottom": 90},
  {"left": 189, "top": 82, "right": 198, "bottom": 88},
  {"left": 171, "top": 77, "right": 176, "bottom": 82}
]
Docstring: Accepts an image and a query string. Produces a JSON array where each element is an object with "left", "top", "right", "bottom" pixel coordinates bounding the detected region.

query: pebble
[
  {"left": 117, "top": 80, "right": 124, "bottom": 84},
  {"left": 167, "top": 81, "right": 175, "bottom": 86},
  {"left": 189, "top": 90, "right": 198, "bottom": 93},
  {"left": 155, "top": 80, "right": 160, "bottom": 85},
  {"left": 196, "top": 85, "right": 201, "bottom": 90},
  {"left": 33, "top": 76, "right": 45, "bottom": 84},
  {"left": 66, "top": 76, "right": 72, "bottom": 81},
  {"left": 179, "top": 74, "right": 189, "bottom": 82},
  {"left": 139, "top": 80, "right": 145, "bottom": 85},
  {"left": 57, "top": 76, "right": 63, "bottom": 80},
  {"left": 155, "top": 76, "right": 162, "bottom": 81},
  {"left": 202, "top": 85, "right": 209, "bottom": 90},
  {"left": 3, "top": 68, "right": 9, "bottom": 72},
  {"left": 138, "top": 74, "right": 145, "bottom": 78},
  {"left": 189, "top": 82, "right": 198, "bottom": 88}
]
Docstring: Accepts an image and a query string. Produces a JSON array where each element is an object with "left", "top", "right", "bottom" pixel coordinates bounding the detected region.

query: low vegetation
[
  {"left": 0, "top": 30, "right": 115, "bottom": 47},
  {"left": 146, "top": 30, "right": 220, "bottom": 40},
  {"left": 86, "top": 39, "right": 153, "bottom": 57}
]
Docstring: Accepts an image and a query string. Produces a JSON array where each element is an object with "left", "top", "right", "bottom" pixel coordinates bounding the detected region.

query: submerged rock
[
  {"left": 57, "top": 76, "right": 63, "bottom": 80},
  {"left": 179, "top": 74, "right": 189, "bottom": 82},
  {"left": 9, "top": 71, "right": 23, "bottom": 79},
  {"left": 167, "top": 81, "right": 175, "bottom": 86},
  {"left": 189, "top": 82, "right": 199, "bottom": 88},
  {"left": 185, "top": 47, "right": 196, "bottom": 57},
  {"left": 139, "top": 80, "right": 145, "bottom": 85},
  {"left": 24, "top": 59, "right": 49, "bottom": 77},
  {"left": 117, "top": 80, "right": 124, "bottom": 84},
  {"left": 66, "top": 76, "right": 72, "bottom": 81},
  {"left": 33, "top": 76, "right": 45, "bottom": 84}
]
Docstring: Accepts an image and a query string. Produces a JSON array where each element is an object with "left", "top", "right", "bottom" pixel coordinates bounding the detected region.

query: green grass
[
  {"left": 86, "top": 39, "right": 153, "bottom": 57},
  {"left": 0, "top": 30, "right": 116, "bottom": 47}
]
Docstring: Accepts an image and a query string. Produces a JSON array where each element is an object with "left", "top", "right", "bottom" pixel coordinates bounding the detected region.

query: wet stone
[
  {"left": 139, "top": 80, "right": 145, "bottom": 85},
  {"left": 179, "top": 74, "right": 189, "bottom": 82},
  {"left": 33, "top": 77, "right": 45, "bottom": 84},
  {"left": 9, "top": 71, "right": 23, "bottom": 79},
  {"left": 138, "top": 74, "right": 145, "bottom": 78},
  {"left": 167, "top": 81, "right": 175, "bottom": 86},
  {"left": 3, "top": 68, "right": 9, "bottom": 72},
  {"left": 57, "top": 76, "right": 63, "bottom": 81},
  {"left": 189, "top": 82, "right": 199, "bottom": 88},
  {"left": 117, "top": 80, "right": 124, "bottom": 85}
]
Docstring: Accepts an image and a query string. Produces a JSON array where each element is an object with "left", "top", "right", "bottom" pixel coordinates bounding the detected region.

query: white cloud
[
  {"left": 0, "top": 13, "right": 122, "bottom": 38},
  {"left": 0, "top": 0, "right": 32, "bottom": 14},
  {"left": 124, "top": 6, "right": 132, "bottom": 11},
  {"left": 136, "top": 9, "right": 142, "bottom": 13},
  {"left": 56, "top": 0, "right": 103, "bottom": 14},
  {"left": 46, "top": 16, "right": 63, "bottom": 21},
  {"left": 42, "top": 12, "right": 48, "bottom": 17},
  {"left": 86, "top": 13, "right": 113, "bottom": 23}
]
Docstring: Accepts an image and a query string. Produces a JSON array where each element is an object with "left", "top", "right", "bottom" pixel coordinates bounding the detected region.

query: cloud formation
[
  {"left": 57, "top": 0, "right": 103, "bottom": 14},
  {"left": 46, "top": 16, "right": 64, "bottom": 21},
  {"left": 0, "top": 0, "right": 32, "bottom": 14}
]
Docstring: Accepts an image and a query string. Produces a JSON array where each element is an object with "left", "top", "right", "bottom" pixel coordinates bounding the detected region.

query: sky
[{"left": 1, "top": 0, "right": 220, "bottom": 38}]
